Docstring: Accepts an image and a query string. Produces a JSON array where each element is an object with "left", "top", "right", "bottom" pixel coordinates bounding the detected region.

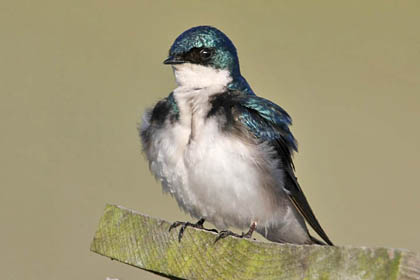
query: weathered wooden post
[{"left": 90, "top": 204, "right": 420, "bottom": 279}]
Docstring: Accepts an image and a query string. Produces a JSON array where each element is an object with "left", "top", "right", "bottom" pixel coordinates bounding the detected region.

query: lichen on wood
[{"left": 90, "top": 204, "right": 420, "bottom": 280}]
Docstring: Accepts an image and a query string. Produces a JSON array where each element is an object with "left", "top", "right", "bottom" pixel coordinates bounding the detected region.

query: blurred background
[{"left": 1, "top": 1, "right": 419, "bottom": 279}]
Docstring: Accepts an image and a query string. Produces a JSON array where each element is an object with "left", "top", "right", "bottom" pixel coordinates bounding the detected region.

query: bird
[{"left": 139, "top": 26, "right": 333, "bottom": 246}]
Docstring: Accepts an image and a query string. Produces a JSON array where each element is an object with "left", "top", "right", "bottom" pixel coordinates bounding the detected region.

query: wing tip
[{"left": 310, "top": 234, "right": 334, "bottom": 246}]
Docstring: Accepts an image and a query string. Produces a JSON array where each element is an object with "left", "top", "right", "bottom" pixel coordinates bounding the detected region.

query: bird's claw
[
  {"left": 214, "top": 222, "right": 256, "bottom": 243},
  {"left": 214, "top": 230, "right": 241, "bottom": 243},
  {"left": 168, "top": 218, "right": 217, "bottom": 242}
]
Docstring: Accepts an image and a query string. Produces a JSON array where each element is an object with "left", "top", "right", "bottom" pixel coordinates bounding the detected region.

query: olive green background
[{"left": 1, "top": 1, "right": 419, "bottom": 279}]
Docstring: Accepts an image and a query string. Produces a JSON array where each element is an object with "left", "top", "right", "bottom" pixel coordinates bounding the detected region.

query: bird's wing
[{"left": 235, "top": 93, "right": 334, "bottom": 246}]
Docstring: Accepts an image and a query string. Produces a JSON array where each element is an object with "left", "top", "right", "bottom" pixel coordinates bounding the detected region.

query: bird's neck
[
  {"left": 172, "top": 63, "right": 232, "bottom": 91},
  {"left": 172, "top": 63, "right": 254, "bottom": 95}
]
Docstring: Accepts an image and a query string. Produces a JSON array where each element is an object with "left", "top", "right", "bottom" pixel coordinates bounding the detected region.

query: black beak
[{"left": 163, "top": 55, "right": 185, "bottom": 65}]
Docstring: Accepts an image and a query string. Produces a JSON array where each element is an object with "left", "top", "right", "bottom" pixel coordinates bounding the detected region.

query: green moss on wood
[{"left": 90, "top": 204, "right": 420, "bottom": 280}]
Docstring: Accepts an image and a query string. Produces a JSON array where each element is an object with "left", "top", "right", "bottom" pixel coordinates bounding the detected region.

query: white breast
[{"left": 146, "top": 115, "right": 285, "bottom": 229}]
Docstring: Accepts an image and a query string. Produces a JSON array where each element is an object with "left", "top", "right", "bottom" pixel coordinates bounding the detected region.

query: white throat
[{"left": 173, "top": 63, "right": 232, "bottom": 90}]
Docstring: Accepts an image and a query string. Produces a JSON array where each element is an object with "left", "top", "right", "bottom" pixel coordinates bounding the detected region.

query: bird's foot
[
  {"left": 214, "top": 222, "right": 257, "bottom": 243},
  {"left": 169, "top": 218, "right": 218, "bottom": 242}
]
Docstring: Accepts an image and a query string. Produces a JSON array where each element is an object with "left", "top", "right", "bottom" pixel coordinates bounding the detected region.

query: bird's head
[{"left": 164, "top": 26, "right": 241, "bottom": 89}]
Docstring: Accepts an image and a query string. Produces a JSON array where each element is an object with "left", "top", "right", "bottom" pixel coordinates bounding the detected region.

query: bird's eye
[{"left": 199, "top": 48, "right": 212, "bottom": 60}]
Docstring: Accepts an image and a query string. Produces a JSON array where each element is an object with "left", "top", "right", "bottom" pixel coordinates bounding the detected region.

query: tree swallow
[{"left": 140, "top": 26, "right": 333, "bottom": 245}]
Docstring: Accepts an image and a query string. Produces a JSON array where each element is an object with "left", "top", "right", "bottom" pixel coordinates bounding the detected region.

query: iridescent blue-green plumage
[
  {"left": 170, "top": 26, "right": 240, "bottom": 75},
  {"left": 236, "top": 94, "right": 298, "bottom": 152}
]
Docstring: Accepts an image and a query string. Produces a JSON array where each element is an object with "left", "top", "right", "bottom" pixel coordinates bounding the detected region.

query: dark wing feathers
[
  {"left": 236, "top": 93, "right": 334, "bottom": 246},
  {"left": 237, "top": 95, "right": 297, "bottom": 150},
  {"left": 283, "top": 169, "right": 334, "bottom": 245}
]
